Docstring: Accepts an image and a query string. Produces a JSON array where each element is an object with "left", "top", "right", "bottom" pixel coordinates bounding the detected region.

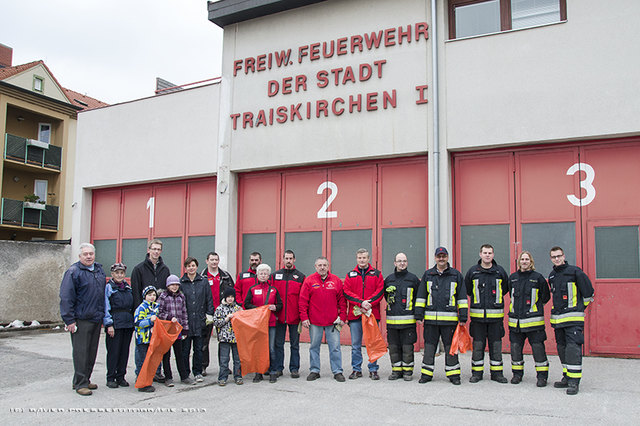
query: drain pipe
[{"left": 431, "top": 0, "right": 441, "bottom": 247}]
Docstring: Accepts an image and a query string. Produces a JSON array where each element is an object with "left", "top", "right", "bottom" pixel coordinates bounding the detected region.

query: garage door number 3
[
  {"left": 317, "top": 181, "right": 338, "bottom": 219},
  {"left": 566, "top": 163, "right": 595, "bottom": 206}
]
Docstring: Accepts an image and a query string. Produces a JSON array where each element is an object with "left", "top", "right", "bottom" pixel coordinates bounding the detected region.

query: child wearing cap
[
  {"left": 134, "top": 285, "right": 159, "bottom": 392},
  {"left": 213, "top": 287, "right": 243, "bottom": 386},
  {"left": 158, "top": 274, "right": 192, "bottom": 386},
  {"left": 103, "top": 263, "right": 134, "bottom": 389}
]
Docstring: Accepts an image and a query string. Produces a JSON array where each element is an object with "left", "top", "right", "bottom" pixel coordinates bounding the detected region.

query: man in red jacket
[
  {"left": 343, "top": 248, "right": 385, "bottom": 380},
  {"left": 272, "top": 250, "right": 306, "bottom": 378},
  {"left": 235, "top": 251, "right": 261, "bottom": 308},
  {"left": 299, "top": 256, "right": 346, "bottom": 382}
]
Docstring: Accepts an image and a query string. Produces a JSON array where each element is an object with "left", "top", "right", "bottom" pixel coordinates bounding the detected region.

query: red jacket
[
  {"left": 235, "top": 268, "right": 256, "bottom": 308},
  {"left": 272, "top": 267, "right": 306, "bottom": 324},
  {"left": 299, "top": 272, "right": 346, "bottom": 327},
  {"left": 244, "top": 279, "right": 283, "bottom": 327},
  {"left": 343, "top": 264, "right": 385, "bottom": 321}
]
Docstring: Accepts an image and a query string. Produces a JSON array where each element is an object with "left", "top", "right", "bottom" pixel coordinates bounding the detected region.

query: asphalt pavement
[{"left": 1, "top": 329, "right": 638, "bottom": 425}]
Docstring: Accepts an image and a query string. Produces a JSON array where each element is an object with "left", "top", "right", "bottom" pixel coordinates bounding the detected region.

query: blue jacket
[
  {"left": 104, "top": 280, "right": 134, "bottom": 329},
  {"left": 59, "top": 261, "right": 106, "bottom": 325},
  {"left": 134, "top": 300, "right": 159, "bottom": 344}
]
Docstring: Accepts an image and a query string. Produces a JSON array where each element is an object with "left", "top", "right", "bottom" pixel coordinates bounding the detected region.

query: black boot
[
  {"left": 566, "top": 379, "right": 579, "bottom": 395},
  {"left": 554, "top": 375, "right": 569, "bottom": 388},
  {"left": 511, "top": 374, "right": 522, "bottom": 384},
  {"left": 469, "top": 373, "right": 483, "bottom": 383}
]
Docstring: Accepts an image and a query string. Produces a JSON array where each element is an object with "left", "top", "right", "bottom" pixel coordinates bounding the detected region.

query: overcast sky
[{"left": 1, "top": 0, "right": 223, "bottom": 105}]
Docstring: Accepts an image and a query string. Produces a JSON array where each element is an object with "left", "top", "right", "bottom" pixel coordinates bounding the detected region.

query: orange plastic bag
[
  {"left": 135, "top": 319, "right": 182, "bottom": 388},
  {"left": 362, "top": 312, "right": 387, "bottom": 363},
  {"left": 449, "top": 323, "right": 473, "bottom": 356},
  {"left": 231, "top": 305, "right": 270, "bottom": 375}
]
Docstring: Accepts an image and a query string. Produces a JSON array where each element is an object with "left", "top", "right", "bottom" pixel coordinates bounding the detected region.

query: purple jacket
[{"left": 158, "top": 290, "right": 189, "bottom": 332}]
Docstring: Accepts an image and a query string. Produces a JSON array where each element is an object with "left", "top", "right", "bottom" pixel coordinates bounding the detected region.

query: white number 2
[
  {"left": 566, "top": 163, "right": 596, "bottom": 206},
  {"left": 317, "top": 181, "right": 338, "bottom": 219},
  {"left": 146, "top": 196, "right": 155, "bottom": 228}
]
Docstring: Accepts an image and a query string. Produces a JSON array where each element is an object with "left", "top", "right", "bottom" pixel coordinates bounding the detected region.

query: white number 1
[
  {"left": 566, "top": 163, "right": 596, "bottom": 206},
  {"left": 317, "top": 181, "right": 338, "bottom": 219},
  {"left": 146, "top": 197, "right": 155, "bottom": 228}
]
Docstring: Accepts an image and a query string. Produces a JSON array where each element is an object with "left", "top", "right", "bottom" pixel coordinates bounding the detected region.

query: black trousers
[
  {"left": 105, "top": 327, "right": 133, "bottom": 382},
  {"left": 163, "top": 337, "right": 189, "bottom": 380},
  {"left": 470, "top": 321, "right": 505, "bottom": 376},
  {"left": 70, "top": 319, "right": 101, "bottom": 389},
  {"left": 421, "top": 324, "right": 460, "bottom": 378},
  {"left": 555, "top": 325, "right": 584, "bottom": 383},
  {"left": 201, "top": 323, "right": 215, "bottom": 371},
  {"left": 509, "top": 328, "right": 548, "bottom": 379},
  {"left": 387, "top": 327, "right": 416, "bottom": 375}
]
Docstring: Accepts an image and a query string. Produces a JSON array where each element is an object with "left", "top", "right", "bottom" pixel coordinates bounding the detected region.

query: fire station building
[{"left": 72, "top": 0, "right": 640, "bottom": 356}]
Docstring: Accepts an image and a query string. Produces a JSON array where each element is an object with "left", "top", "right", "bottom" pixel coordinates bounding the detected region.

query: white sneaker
[{"left": 195, "top": 374, "right": 204, "bottom": 382}]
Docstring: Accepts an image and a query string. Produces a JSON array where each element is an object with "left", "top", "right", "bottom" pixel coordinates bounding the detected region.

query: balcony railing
[
  {"left": 0, "top": 198, "right": 59, "bottom": 230},
  {"left": 4, "top": 133, "right": 62, "bottom": 170}
]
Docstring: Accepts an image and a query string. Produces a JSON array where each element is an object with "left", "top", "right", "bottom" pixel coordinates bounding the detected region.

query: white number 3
[
  {"left": 317, "top": 181, "right": 338, "bottom": 219},
  {"left": 566, "top": 163, "right": 595, "bottom": 206}
]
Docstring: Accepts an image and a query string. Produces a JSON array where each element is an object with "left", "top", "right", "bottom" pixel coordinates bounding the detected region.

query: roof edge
[{"left": 207, "top": 0, "right": 326, "bottom": 27}]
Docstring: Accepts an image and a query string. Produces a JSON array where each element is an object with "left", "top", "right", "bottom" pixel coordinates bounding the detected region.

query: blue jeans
[
  {"left": 274, "top": 322, "right": 301, "bottom": 373},
  {"left": 309, "top": 324, "right": 342, "bottom": 375},
  {"left": 182, "top": 335, "right": 204, "bottom": 376},
  {"left": 218, "top": 342, "right": 241, "bottom": 381},
  {"left": 268, "top": 326, "right": 277, "bottom": 374},
  {"left": 134, "top": 343, "right": 149, "bottom": 377},
  {"left": 349, "top": 319, "right": 379, "bottom": 372}
]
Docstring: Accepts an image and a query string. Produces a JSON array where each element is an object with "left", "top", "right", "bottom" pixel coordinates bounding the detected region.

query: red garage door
[
  {"left": 238, "top": 156, "right": 428, "bottom": 345},
  {"left": 453, "top": 137, "right": 640, "bottom": 357},
  {"left": 91, "top": 177, "right": 217, "bottom": 277}
]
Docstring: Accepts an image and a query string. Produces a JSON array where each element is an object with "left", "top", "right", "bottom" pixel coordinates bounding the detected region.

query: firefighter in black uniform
[
  {"left": 465, "top": 244, "right": 509, "bottom": 383},
  {"left": 548, "top": 246, "right": 594, "bottom": 395},
  {"left": 508, "top": 251, "right": 550, "bottom": 387},
  {"left": 415, "top": 247, "right": 468, "bottom": 385},
  {"left": 383, "top": 252, "right": 420, "bottom": 381}
]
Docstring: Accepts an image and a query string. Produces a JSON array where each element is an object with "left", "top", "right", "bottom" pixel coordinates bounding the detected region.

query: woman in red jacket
[{"left": 244, "top": 263, "right": 283, "bottom": 383}]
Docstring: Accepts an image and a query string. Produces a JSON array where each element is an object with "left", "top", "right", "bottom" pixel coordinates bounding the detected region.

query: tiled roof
[
  {"left": 0, "top": 59, "right": 108, "bottom": 110},
  {"left": 62, "top": 87, "right": 109, "bottom": 110}
]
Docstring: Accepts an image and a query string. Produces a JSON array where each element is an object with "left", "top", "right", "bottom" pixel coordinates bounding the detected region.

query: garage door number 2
[
  {"left": 317, "top": 181, "right": 338, "bottom": 219},
  {"left": 566, "top": 163, "right": 595, "bottom": 206}
]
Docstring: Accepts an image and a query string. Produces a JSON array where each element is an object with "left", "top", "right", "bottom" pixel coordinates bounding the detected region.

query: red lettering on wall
[
  {"left": 256, "top": 110, "right": 267, "bottom": 127},
  {"left": 398, "top": 25, "right": 412, "bottom": 44},
  {"left": 274, "top": 49, "right": 292, "bottom": 67},
  {"left": 295, "top": 75, "right": 307, "bottom": 92},
  {"left": 366, "top": 92, "right": 378, "bottom": 111},
  {"left": 317, "top": 70, "right": 329, "bottom": 88},
  {"left": 384, "top": 27, "right": 396, "bottom": 47},
  {"left": 351, "top": 35, "right": 363, "bottom": 53},
  {"left": 310, "top": 43, "right": 321, "bottom": 61},
  {"left": 373, "top": 60, "right": 386, "bottom": 77},
  {"left": 276, "top": 106, "right": 288, "bottom": 123},
  {"left": 383, "top": 90, "right": 397, "bottom": 109},
  {"left": 364, "top": 31, "right": 383, "bottom": 49},
  {"left": 233, "top": 60, "right": 242, "bottom": 77},
  {"left": 245, "top": 57, "right": 255, "bottom": 74},
  {"left": 282, "top": 77, "right": 293, "bottom": 94},
  {"left": 342, "top": 67, "right": 356, "bottom": 85},
  {"left": 359, "top": 63, "right": 372, "bottom": 81},
  {"left": 330, "top": 68, "right": 343, "bottom": 86},
  {"left": 415, "top": 85, "right": 428, "bottom": 104},
  {"left": 298, "top": 45, "right": 308, "bottom": 64},
  {"left": 316, "top": 100, "right": 328, "bottom": 118},
  {"left": 243, "top": 112, "right": 254, "bottom": 128},
  {"left": 332, "top": 97, "right": 345, "bottom": 115},
  {"left": 336, "top": 37, "right": 348, "bottom": 55},
  {"left": 256, "top": 54, "right": 266, "bottom": 71},
  {"left": 415, "top": 22, "right": 429, "bottom": 41},
  {"left": 268, "top": 80, "right": 279, "bottom": 97},
  {"left": 230, "top": 113, "right": 240, "bottom": 130},
  {"left": 290, "top": 103, "right": 302, "bottom": 121},
  {"left": 349, "top": 94, "right": 362, "bottom": 113},
  {"left": 323, "top": 41, "right": 334, "bottom": 58}
]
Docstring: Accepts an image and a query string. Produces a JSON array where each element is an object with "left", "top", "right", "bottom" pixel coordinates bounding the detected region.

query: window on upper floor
[
  {"left": 448, "top": 0, "right": 566, "bottom": 39},
  {"left": 38, "top": 123, "right": 51, "bottom": 144},
  {"left": 33, "top": 75, "right": 44, "bottom": 92}
]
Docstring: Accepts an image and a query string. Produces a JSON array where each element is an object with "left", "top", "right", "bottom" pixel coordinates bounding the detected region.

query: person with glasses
[
  {"left": 383, "top": 253, "right": 420, "bottom": 381},
  {"left": 548, "top": 246, "right": 594, "bottom": 395}
]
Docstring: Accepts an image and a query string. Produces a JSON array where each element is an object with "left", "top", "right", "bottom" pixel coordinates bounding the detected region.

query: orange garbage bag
[
  {"left": 135, "top": 319, "right": 182, "bottom": 388},
  {"left": 362, "top": 312, "right": 387, "bottom": 363},
  {"left": 231, "top": 305, "right": 270, "bottom": 375},
  {"left": 449, "top": 323, "right": 473, "bottom": 356}
]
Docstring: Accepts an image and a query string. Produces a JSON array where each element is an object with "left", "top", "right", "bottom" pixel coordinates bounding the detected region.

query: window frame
[
  {"left": 448, "top": 0, "right": 566, "bottom": 40},
  {"left": 33, "top": 75, "right": 44, "bottom": 93},
  {"left": 38, "top": 122, "right": 52, "bottom": 144}
]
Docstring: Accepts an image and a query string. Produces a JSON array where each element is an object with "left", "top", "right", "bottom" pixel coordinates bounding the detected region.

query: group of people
[{"left": 59, "top": 239, "right": 594, "bottom": 397}]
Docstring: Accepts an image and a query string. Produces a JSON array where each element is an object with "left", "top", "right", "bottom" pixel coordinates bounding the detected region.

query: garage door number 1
[
  {"left": 566, "top": 163, "right": 595, "bottom": 206},
  {"left": 317, "top": 181, "right": 338, "bottom": 219}
]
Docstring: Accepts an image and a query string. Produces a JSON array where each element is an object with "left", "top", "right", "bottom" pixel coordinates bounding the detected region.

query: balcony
[
  {"left": 0, "top": 198, "right": 59, "bottom": 231},
  {"left": 4, "top": 133, "right": 62, "bottom": 171}
]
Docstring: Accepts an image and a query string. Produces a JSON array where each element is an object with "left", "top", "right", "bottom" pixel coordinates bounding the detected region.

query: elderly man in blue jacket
[{"left": 60, "top": 243, "right": 106, "bottom": 396}]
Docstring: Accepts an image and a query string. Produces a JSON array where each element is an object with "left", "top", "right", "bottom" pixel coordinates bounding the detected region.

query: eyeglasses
[
  {"left": 395, "top": 260, "right": 407, "bottom": 263},
  {"left": 550, "top": 255, "right": 564, "bottom": 259}
]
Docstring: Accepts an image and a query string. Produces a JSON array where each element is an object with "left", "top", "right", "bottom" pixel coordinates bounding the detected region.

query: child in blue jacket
[{"left": 134, "top": 285, "right": 158, "bottom": 392}]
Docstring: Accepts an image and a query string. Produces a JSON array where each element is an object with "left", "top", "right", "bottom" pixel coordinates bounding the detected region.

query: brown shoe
[
  {"left": 76, "top": 387, "right": 92, "bottom": 396},
  {"left": 88, "top": 383, "right": 98, "bottom": 390}
]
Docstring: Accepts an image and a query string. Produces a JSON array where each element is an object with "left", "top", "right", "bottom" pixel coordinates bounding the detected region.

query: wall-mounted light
[
  {"left": 13, "top": 176, "right": 20, "bottom": 182},
  {"left": 17, "top": 116, "right": 25, "bottom": 122}
]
